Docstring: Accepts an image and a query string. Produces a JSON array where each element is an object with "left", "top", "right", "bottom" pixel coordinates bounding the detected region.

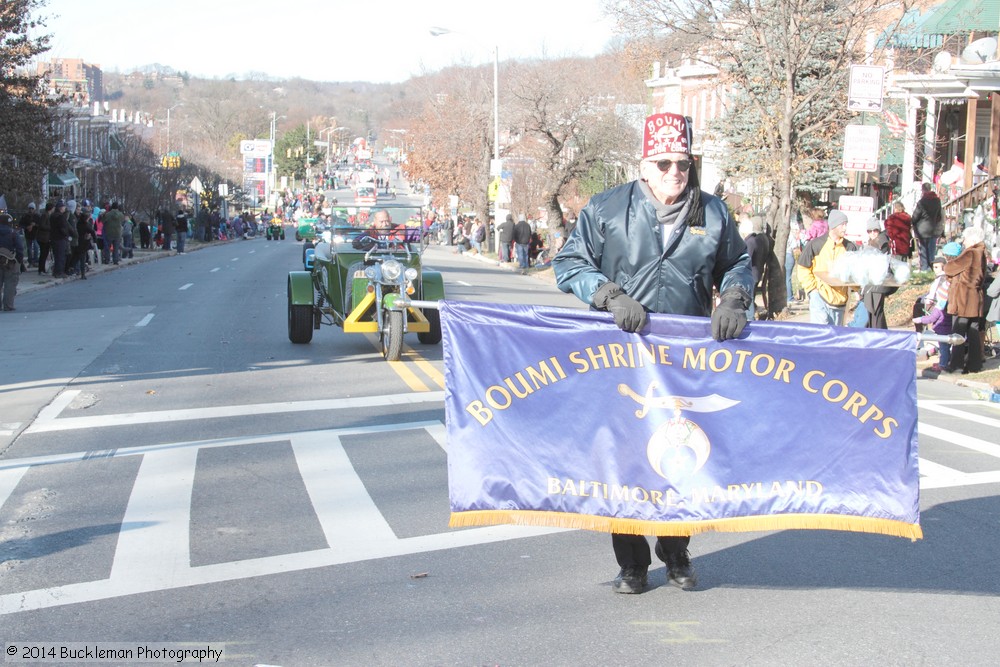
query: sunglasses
[{"left": 653, "top": 158, "right": 692, "bottom": 173}]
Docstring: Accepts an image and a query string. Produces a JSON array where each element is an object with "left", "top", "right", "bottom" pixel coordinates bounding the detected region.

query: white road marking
[
  {"left": 920, "top": 470, "right": 1000, "bottom": 490},
  {"left": 918, "top": 401, "right": 1000, "bottom": 428},
  {"left": 110, "top": 447, "right": 197, "bottom": 584},
  {"left": 135, "top": 314, "right": 155, "bottom": 327},
  {"left": 919, "top": 422, "right": 1000, "bottom": 459},
  {"left": 0, "top": 466, "right": 30, "bottom": 511},
  {"left": 292, "top": 432, "right": 397, "bottom": 547},
  {"left": 918, "top": 457, "right": 961, "bottom": 478},
  {"left": 25, "top": 391, "right": 445, "bottom": 433},
  {"left": 35, "top": 389, "right": 81, "bottom": 422},
  {"left": 231, "top": 258, "right": 239, "bottom": 262},
  {"left": 0, "top": 425, "right": 566, "bottom": 616},
  {"left": 179, "top": 283, "right": 194, "bottom": 290},
  {"left": 0, "top": 422, "right": 441, "bottom": 472},
  {"left": 426, "top": 422, "right": 448, "bottom": 453},
  {"left": 0, "top": 422, "right": 23, "bottom": 436},
  {"left": 210, "top": 267, "right": 220, "bottom": 273},
  {"left": 456, "top": 280, "right": 472, "bottom": 286}
]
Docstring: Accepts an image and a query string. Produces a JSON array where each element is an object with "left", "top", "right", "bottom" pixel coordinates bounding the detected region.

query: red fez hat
[{"left": 642, "top": 112, "right": 692, "bottom": 159}]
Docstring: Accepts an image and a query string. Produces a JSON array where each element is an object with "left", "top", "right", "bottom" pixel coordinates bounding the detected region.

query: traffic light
[{"left": 161, "top": 153, "right": 181, "bottom": 168}]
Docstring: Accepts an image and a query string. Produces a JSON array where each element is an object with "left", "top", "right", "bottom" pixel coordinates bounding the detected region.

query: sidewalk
[
  {"left": 457, "top": 245, "right": 998, "bottom": 394},
  {"left": 16, "top": 236, "right": 245, "bottom": 297}
]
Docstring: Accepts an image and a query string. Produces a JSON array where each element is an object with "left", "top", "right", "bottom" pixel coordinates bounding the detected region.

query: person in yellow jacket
[{"left": 796, "top": 209, "right": 857, "bottom": 325}]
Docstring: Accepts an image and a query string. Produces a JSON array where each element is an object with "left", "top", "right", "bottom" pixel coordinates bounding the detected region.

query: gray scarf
[{"left": 639, "top": 180, "right": 692, "bottom": 250}]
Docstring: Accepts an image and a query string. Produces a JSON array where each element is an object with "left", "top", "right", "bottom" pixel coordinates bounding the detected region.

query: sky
[{"left": 36, "top": 0, "right": 620, "bottom": 84}]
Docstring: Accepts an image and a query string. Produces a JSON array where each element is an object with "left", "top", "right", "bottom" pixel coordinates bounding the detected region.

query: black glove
[
  {"left": 593, "top": 282, "right": 647, "bottom": 332},
  {"left": 711, "top": 287, "right": 752, "bottom": 341}
]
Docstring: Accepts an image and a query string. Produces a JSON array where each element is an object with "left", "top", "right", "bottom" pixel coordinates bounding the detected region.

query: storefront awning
[
  {"left": 47, "top": 172, "right": 79, "bottom": 187},
  {"left": 920, "top": 0, "right": 999, "bottom": 36}
]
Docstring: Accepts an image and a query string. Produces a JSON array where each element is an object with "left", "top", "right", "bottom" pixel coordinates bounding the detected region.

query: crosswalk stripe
[
  {"left": 918, "top": 401, "right": 1000, "bottom": 428},
  {"left": 110, "top": 447, "right": 198, "bottom": 584},
  {"left": 35, "top": 389, "right": 80, "bottom": 422},
  {"left": 292, "top": 432, "right": 397, "bottom": 548},
  {"left": 0, "top": 424, "right": 566, "bottom": 616},
  {"left": 920, "top": 470, "right": 1000, "bottom": 490},
  {"left": 25, "top": 391, "right": 445, "bottom": 433},
  {"left": 918, "top": 457, "right": 963, "bottom": 479},
  {"left": 919, "top": 422, "right": 1000, "bottom": 459},
  {"left": 0, "top": 466, "right": 30, "bottom": 511}
]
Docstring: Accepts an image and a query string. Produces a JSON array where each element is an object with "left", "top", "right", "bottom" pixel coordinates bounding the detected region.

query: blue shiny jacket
[{"left": 553, "top": 181, "right": 752, "bottom": 317}]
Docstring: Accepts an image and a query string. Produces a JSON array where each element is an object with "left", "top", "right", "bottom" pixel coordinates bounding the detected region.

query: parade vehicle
[
  {"left": 287, "top": 205, "right": 444, "bottom": 361},
  {"left": 265, "top": 217, "right": 286, "bottom": 240},
  {"left": 295, "top": 217, "right": 319, "bottom": 242},
  {"left": 354, "top": 184, "right": 377, "bottom": 206}
]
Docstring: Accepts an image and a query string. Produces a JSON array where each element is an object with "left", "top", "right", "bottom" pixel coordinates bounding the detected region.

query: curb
[{"left": 16, "top": 237, "right": 250, "bottom": 296}]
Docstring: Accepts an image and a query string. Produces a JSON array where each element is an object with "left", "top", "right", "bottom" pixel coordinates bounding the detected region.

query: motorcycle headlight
[
  {"left": 364, "top": 266, "right": 377, "bottom": 280},
  {"left": 381, "top": 259, "right": 403, "bottom": 282},
  {"left": 405, "top": 268, "right": 418, "bottom": 281}
]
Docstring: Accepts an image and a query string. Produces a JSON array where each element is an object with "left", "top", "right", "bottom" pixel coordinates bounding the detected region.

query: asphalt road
[{"left": 1, "top": 213, "right": 999, "bottom": 666}]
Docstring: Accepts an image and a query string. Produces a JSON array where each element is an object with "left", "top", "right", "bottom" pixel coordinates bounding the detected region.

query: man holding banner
[{"left": 551, "top": 111, "right": 753, "bottom": 594}]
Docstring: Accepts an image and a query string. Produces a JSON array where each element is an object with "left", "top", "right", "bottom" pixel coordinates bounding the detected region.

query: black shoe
[
  {"left": 655, "top": 542, "right": 697, "bottom": 590},
  {"left": 612, "top": 566, "right": 648, "bottom": 594}
]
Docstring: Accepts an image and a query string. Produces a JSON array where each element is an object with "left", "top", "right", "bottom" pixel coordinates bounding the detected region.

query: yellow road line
[{"left": 364, "top": 334, "right": 434, "bottom": 392}]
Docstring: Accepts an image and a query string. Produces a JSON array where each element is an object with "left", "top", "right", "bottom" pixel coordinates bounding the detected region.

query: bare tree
[
  {"left": 403, "top": 65, "right": 495, "bottom": 217},
  {"left": 100, "top": 127, "right": 160, "bottom": 216},
  {"left": 504, "top": 56, "right": 639, "bottom": 226},
  {"left": 605, "top": 0, "right": 913, "bottom": 316}
]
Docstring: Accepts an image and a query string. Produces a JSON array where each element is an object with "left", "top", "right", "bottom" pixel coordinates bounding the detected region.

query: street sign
[
  {"left": 239, "top": 139, "right": 272, "bottom": 157},
  {"left": 842, "top": 124, "right": 881, "bottom": 172},
  {"left": 190, "top": 176, "right": 204, "bottom": 193},
  {"left": 837, "top": 195, "right": 875, "bottom": 243},
  {"left": 848, "top": 65, "right": 885, "bottom": 112}
]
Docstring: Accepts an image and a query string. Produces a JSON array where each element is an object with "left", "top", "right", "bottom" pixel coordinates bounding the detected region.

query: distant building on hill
[{"left": 36, "top": 58, "right": 104, "bottom": 106}]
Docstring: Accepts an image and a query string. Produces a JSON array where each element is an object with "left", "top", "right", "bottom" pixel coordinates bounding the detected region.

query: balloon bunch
[{"left": 832, "top": 247, "right": 911, "bottom": 287}]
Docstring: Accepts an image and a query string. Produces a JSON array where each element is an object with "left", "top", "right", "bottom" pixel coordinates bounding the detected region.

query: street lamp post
[
  {"left": 319, "top": 126, "right": 337, "bottom": 178},
  {"left": 166, "top": 103, "right": 184, "bottom": 155},
  {"left": 267, "top": 112, "right": 286, "bottom": 207},
  {"left": 429, "top": 26, "right": 500, "bottom": 253}
]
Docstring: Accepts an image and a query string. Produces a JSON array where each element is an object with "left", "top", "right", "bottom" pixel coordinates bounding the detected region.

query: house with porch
[{"left": 645, "top": 0, "right": 999, "bottom": 256}]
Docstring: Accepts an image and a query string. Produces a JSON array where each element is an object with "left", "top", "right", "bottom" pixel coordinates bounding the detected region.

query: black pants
[
  {"left": 612, "top": 534, "right": 690, "bottom": 568},
  {"left": 37, "top": 241, "right": 51, "bottom": 272},
  {"left": 949, "top": 317, "right": 984, "bottom": 373},
  {"left": 862, "top": 286, "right": 894, "bottom": 330}
]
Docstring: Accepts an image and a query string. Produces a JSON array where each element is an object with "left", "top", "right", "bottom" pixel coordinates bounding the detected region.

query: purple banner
[{"left": 442, "top": 301, "right": 921, "bottom": 540}]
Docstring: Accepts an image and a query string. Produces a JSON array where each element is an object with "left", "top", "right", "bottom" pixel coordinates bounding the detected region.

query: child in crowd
[{"left": 913, "top": 254, "right": 952, "bottom": 372}]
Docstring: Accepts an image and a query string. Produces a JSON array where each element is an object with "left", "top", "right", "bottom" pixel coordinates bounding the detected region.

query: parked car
[{"left": 287, "top": 205, "right": 443, "bottom": 361}]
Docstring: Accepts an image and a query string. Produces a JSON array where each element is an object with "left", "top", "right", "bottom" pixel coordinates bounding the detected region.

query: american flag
[{"left": 883, "top": 109, "right": 907, "bottom": 137}]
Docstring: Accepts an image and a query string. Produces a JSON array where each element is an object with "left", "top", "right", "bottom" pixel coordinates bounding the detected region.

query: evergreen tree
[
  {"left": 606, "top": 0, "right": 911, "bottom": 315},
  {"left": 0, "top": 0, "right": 60, "bottom": 207}
]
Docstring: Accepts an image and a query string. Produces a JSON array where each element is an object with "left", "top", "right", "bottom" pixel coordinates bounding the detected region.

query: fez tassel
[{"left": 449, "top": 510, "right": 923, "bottom": 541}]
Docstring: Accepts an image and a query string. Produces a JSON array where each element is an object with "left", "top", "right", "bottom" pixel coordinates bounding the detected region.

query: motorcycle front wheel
[{"left": 381, "top": 310, "right": 404, "bottom": 361}]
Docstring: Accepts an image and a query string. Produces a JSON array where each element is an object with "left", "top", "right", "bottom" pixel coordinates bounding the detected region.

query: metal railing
[{"left": 943, "top": 176, "right": 1000, "bottom": 227}]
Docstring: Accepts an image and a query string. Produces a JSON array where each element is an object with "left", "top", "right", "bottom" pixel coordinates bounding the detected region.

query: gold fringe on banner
[{"left": 449, "top": 509, "right": 923, "bottom": 541}]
